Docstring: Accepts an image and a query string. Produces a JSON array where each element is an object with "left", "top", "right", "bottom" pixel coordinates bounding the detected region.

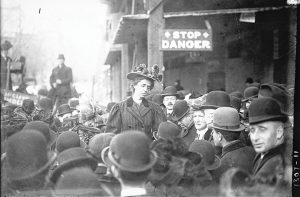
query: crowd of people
[{"left": 0, "top": 61, "right": 294, "bottom": 196}]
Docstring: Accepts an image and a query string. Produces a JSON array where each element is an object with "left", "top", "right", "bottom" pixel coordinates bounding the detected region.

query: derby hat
[
  {"left": 22, "top": 121, "right": 57, "bottom": 147},
  {"left": 172, "top": 100, "right": 190, "bottom": 121},
  {"left": 242, "top": 87, "right": 259, "bottom": 102},
  {"left": 211, "top": 107, "right": 245, "bottom": 132},
  {"left": 161, "top": 86, "right": 179, "bottom": 98},
  {"left": 5, "top": 130, "right": 56, "bottom": 183},
  {"left": 248, "top": 97, "right": 287, "bottom": 124},
  {"left": 37, "top": 88, "right": 49, "bottom": 97},
  {"left": 199, "top": 91, "right": 231, "bottom": 110},
  {"left": 189, "top": 140, "right": 221, "bottom": 170},
  {"left": 1, "top": 40, "right": 13, "bottom": 50},
  {"left": 230, "top": 95, "right": 242, "bottom": 112},
  {"left": 68, "top": 98, "right": 80, "bottom": 110},
  {"left": 127, "top": 64, "right": 160, "bottom": 82},
  {"left": 37, "top": 97, "right": 53, "bottom": 111},
  {"left": 55, "top": 167, "right": 111, "bottom": 196},
  {"left": 230, "top": 91, "right": 243, "bottom": 100},
  {"left": 258, "top": 83, "right": 292, "bottom": 115},
  {"left": 101, "top": 131, "right": 157, "bottom": 172},
  {"left": 50, "top": 147, "right": 97, "bottom": 184},
  {"left": 56, "top": 131, "right": 86, "bottom": 153},
  {"left": 57, "top": 54, "right": 65, "bottom": 60},
  {"left": 88, "top": 133, "right": 115, "bottom": 161},
  {"left": 57, "top": 104, "right": 72, "bottom": 116},
  {"left": 153, "top": 121, "right": 181, "bottom": 140}
]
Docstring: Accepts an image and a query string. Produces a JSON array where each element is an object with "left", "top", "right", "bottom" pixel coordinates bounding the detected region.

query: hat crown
[
  {"left": 1, "top": 40, "right": 13, "bottom": 50},
  {"left": 173, "top": 100, "right": 189, "bottom": 120},
  {"left": 57, "top": 54, "right": 65, "bottom": 59},
  {"left": 189, "top": 140, "right": 215, "bottom": 165},
  {"left": 89, "top": 133, "right": 114, "bottom": 159},
  {"left": 127, "top": 64, "right": 160, "bottom": 82},
  {"left": 110, "top": 131, "right": 151, "bottom": 169},
  {"left": 230, "top": 91, "right": 243, "bottom": 99},
  {"left": 244, "top": 87, "right": 259, "bottom": 99},
  {"left": 248, "top": 97, "right": 285, "bottom": 123},
  {"left": 203, "top": 91, "right": 231, "bottom": 108},
  {"left": 213, "top": 107, "right": 240, "bottom": 129},
  {"left": 162, "top": 86, "right": 178, "bottom": 95},
  {"left": 158, "top": 121, "right": 181, "bottom": 139},
  {"left": 38, "top": 97, "right": 53, "bottom": 110},
  {"left": 57, "top": 104, "right": 72, "bottom": 116},
  {"left": 23, "top": 121, "right": 51, "bottom": 143},
  {"left": 6, "top": 130, "right": 48, "bottom": 179},
  {"left": 56, "top": 131, "right": 81, "bottom": 153},
  {"left": 258, "top": 83, "right": 291, "bottom": 114}
]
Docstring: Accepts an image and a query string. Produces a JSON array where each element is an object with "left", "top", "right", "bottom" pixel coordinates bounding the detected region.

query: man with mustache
[{"left": 161, "top": 86, "right": 179, "bottom": 120}]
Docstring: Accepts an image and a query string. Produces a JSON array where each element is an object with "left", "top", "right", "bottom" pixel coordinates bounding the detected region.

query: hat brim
[
  {"left": 198, "top": 105, "right": 219, "bottom": 110},
  {"left": 127, "top": 73, "right": 156, "bottom": 82},
  {"left": 153, "top": 131, "right": 159, "bottom": 140},
  {"left": 206, "top": 155, "right": 221, "bottom": 171},
  {"left": 241, "top": 95, "right": 258, "bottom": 102},
  {"left": 173, "top": 108, "right": 190, "bottom": 122},
  {"left": 107, "top": 149, "right": 157, "bottom": 172},
  {"left": 249, "top": 115, "right": 287, "bottom": 124},
  {"left": 161, "top": 93, "right": 179, "bottom": 98},
  {"left": 50, "top": 156, "right": 97, "bottom": 184},
  {"left": 211, "top": 124, "right": 245, "bottom": 132},
  {"left": 58, "top": 111, "right": 72, "bottom": 117}
]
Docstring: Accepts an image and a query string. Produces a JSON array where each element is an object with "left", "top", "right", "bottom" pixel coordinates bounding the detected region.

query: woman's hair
[{"left": 130, "top": 76, "right": 154, "bottom": 92}]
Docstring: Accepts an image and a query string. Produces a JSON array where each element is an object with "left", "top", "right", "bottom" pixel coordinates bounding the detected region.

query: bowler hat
[
  {"left": 5, "top": 130, "right": 56, "bottom": 183},
  {"left": 230, "top": 95, "right": 242, "bottom": 112},
  {"left": 102, "top": 131, "right": 157, "bottom": 172},
  {"left": 127, "top": 64, "right": 160, "bottom": 82},
  {"left": 68, "top": 98, "right": 80, "bottom": 110},
  {"left": 172, "top": 100, "right": 190, "bottom": 121},
  {"left": 56, "top": 131, "right": 86, "bottom": 153},
  {"left": 57, "top": 104, "right": 72, "bottom": 116},
  {"left": 152, "top": 94, "right": 164, "bottom": 106},
  {"left": 153, "top": 121, "right": 181, "bottom": 140},
  {"left": 189, "top": 140, "right": 221, "bottom": 170},
  {"left": 88, "top": 133, "right": 115, "bottom": 161},
  {"left": 230, "top": 91, "right": 243, "bottom": 100},
  {"left": 248, "top": 97, "right": 287, "bottom": 124},
  {"left": 1, "top": 40, "right": 13, "bottom": 50},
  {"left": 55, "top": 167, "right": 111, "bottom": 196},
  {"left": 258, "top": 83, "right": 292, "bottom": 115},
  {"left": 37, "top": 97, "right": 53, "bottom": 111},
  {"left": 57, "top": 54, "right": 65, "bottom": 60},
  {"left": 199, "top": 91, "right": 231, "bottom": 110},
  {"left": 22, "top": 99, "right": 35, "bottom": 114},
  {"left": 211, "top": 107, "right": 245, "bottom": 132},
  {"left": 37, "top": 88, "right": 49, "bottom": 97},
  {"left": 50, "top": 147, "right": 97, "bottom": 184},
  {"left": 22, "top": 121, "right": 57, "bottom": 147},
  {"left": 161, "top": 86, "right": 179, "bottom": 98},
  {"left": 242, "top": 87, "right": 259, "bottom": 102}
]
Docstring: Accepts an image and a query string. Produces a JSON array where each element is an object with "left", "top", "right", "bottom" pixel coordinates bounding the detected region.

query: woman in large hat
[{"left": 105, "top": 64, "right": 167, "bottom": 140}]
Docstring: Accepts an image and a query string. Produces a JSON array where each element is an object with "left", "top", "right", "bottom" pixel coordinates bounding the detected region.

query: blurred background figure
[
  {"left": 174, "top": 80, "right": 184, "bottom": 91},
  {"left": 1, "top": 40, "right": 13, "bottom": 90}
]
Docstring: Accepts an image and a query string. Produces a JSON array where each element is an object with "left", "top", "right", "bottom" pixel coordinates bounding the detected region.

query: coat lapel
[
  {"left": 126, "top": 97, "right": 144, "bottom": 125},
  {"left": 139, "top": 99, "right": 151, "bottom": 117}
]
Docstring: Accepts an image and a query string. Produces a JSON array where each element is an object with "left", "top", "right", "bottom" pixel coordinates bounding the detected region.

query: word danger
[{"left": 160, "top": 30, "right": 212, "bottom": 51}]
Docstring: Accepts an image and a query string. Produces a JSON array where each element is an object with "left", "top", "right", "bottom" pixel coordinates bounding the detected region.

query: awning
[{"left": 113, "top": 14, "right": 149, "bottom": 44}]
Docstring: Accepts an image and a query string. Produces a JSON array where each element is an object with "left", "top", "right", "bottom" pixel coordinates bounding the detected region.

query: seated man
[
  {"left": 211, "top": 107, "right": 256, "bottom": 181},
  {"left": 102, "top": 131, "right": 157, "bottom": 197},
  {"left": 248, "top": 97, "right": 291, "bottom": 182}
]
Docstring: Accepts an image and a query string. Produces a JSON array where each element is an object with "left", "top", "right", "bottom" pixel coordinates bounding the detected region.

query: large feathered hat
[{"left": 127, "top": 64, "right": 161, "bottom": 82}]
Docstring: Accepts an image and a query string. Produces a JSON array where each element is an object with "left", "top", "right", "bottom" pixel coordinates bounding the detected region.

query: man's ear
[
  {"left": 276, "top": 124, "right": 284, "bottom": 140},
  {"left": 111, "top": 165, "right": 120, "bottom": 179}
]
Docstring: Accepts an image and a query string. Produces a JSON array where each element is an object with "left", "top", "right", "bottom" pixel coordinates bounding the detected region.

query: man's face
[
  {"left": 193, "top": 110, "right": 207, "bottom": 130},
  {"left": 203, "top": 109, "right": 215, "bottom": 127},
  {"left": 57, "top": 59, "right": 65, "bottom": 65},
  {"left": 59, "top": 113, "right": 71, "bottom": 123},
  {"left": 163, "top": 96, "right": 177, "bottom": 111},
  {"left": 245, "top": 101, "right": 251, "bottom": 109},
  {"left": 212, "top": 128, "right": 221, "bottom": 147},
  {"left": 249, "top": 121, "right": 283, "bottom": 154},
  {"left": 133, "top": 79, "right": 152, "bottom": 99}
]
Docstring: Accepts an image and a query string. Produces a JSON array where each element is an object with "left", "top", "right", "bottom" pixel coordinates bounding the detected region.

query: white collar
[
  {"left": 121, "top": 186, "right": 146, "bottom": 197},
  {"left": 196, "top": 127, "right": 208, "bottom": 140}
]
